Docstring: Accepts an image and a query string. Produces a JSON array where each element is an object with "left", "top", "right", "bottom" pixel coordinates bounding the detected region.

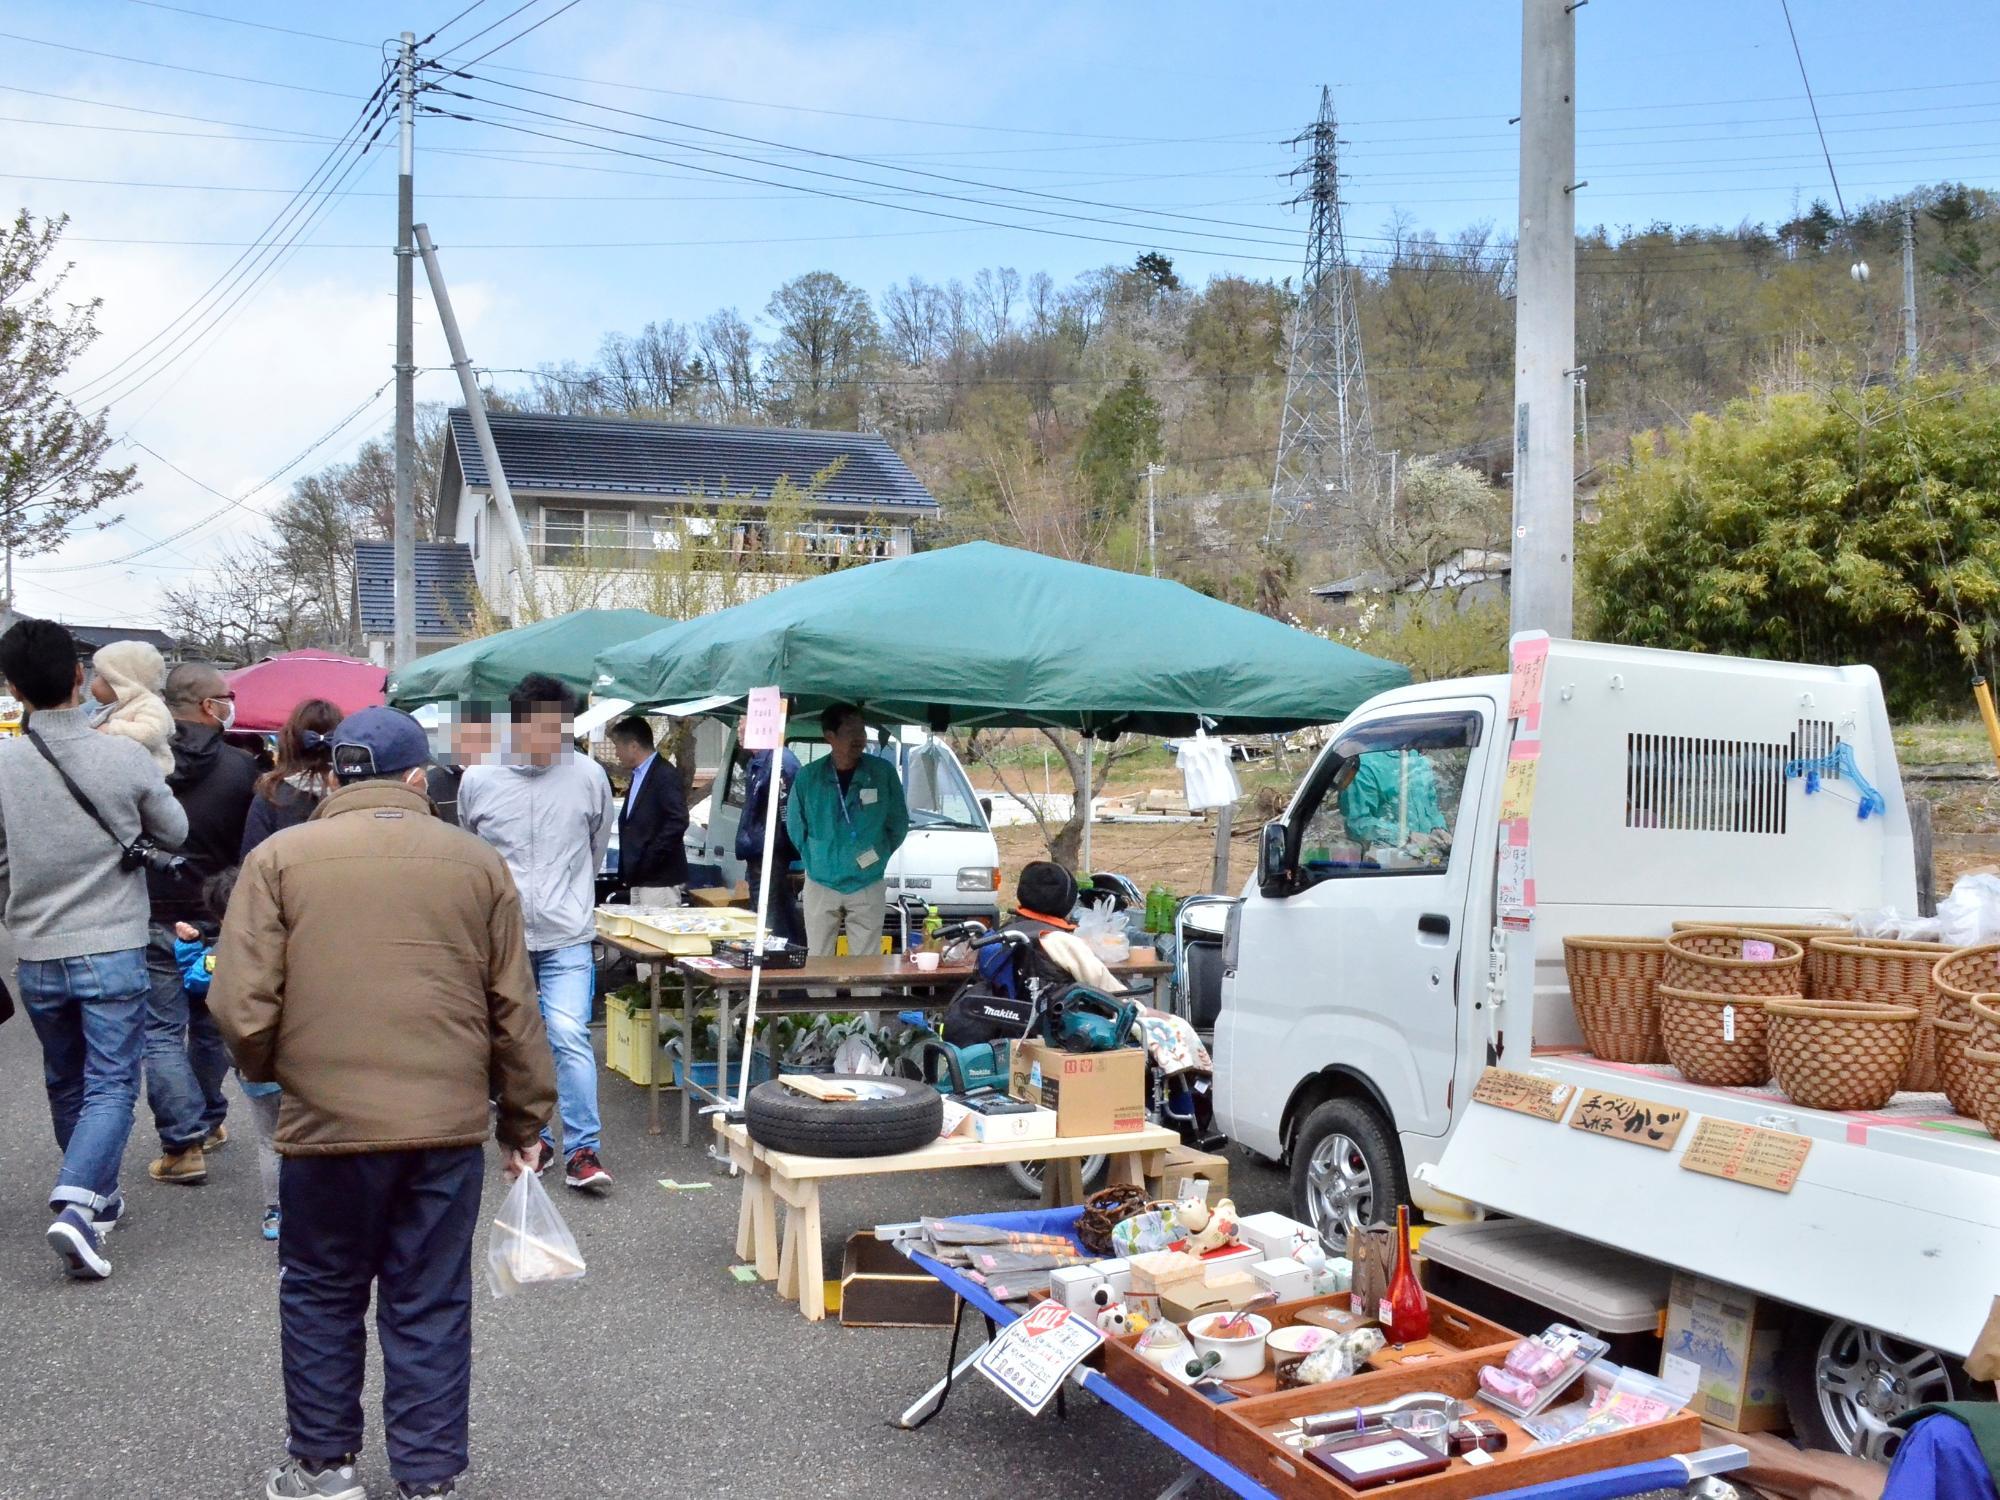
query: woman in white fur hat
[{"left": 88, "top": 639, "right": 176, "bottom": 775}]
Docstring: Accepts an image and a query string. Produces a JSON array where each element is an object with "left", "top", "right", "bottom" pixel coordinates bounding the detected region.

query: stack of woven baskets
[{"left": 1562, "top": 922, "right": 2000, "bottom": 1129}]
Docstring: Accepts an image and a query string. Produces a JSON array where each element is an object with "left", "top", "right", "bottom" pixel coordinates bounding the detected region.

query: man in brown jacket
[{"left": 212, "top": 707, "right": 555, "bottom": 1500}]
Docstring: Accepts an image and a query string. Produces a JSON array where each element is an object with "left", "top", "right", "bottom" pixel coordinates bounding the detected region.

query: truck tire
[
  {"left": 1778, "top": 1311, "right": 1980, "bottom": 1463},
  {"left": 1290, "top": 1097, "right": 1406, "bottom": 1252},
  {"left": 744, "top": 1076, "right": 942, "bottom": 1158},
  {"left": 1005, "top": 1155, "right": 1107, "bottom": 1199}
]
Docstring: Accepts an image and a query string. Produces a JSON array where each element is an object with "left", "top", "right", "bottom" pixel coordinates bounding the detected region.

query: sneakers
[
  {"left": 148, "top": 1144, "right": 207, "bottom": 1185},
  {"left": 564, "top": 1148, "right": 612, "bottom": 1192},
  {"left": 202, "top": 1122, "right": 229, "bottom": 1151},
  {"left": 531, "top": 1140, "right": 556, "bottom": 1176},
  {"left": 397, "top": 1482, "right": 455, "bottom": 1499},
  {"left": 94, "top": 1194, "right": 125, "bottom": 1236},
  {"left": 262, "top": 1209, "right": 281, "bottom": 1242},
  {"left": 47, "top": 1207, "right": 110, "bottom": 1280},
  {"left": 265, "top": 1457, "right": 364, "bottom": 1500}
]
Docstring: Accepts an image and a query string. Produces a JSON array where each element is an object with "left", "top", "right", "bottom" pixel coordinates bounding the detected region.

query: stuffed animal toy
[{"left": 1177, "top": 1194, "right": 1241, "bottom": 1256}]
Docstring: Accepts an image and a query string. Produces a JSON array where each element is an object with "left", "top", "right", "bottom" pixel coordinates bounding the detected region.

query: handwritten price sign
[
  {"left": 976, "top": 1300, "right": 1104, "bottom": 1415},
  {"left": 742, "top": 685, "right": 785, "bottom": 751}
]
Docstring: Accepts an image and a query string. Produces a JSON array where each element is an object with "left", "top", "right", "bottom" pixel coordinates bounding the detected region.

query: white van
[
  {"left": 689, "top": 723, "right": 1002, "bottom": 933},
  {"left": 1215, "top": 638, "right": 1997, "bottom": 1458}
]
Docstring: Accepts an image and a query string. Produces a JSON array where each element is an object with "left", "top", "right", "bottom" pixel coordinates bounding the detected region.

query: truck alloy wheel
[
  {"left": 1289, "top": 1097, "right": 1405, "bottom": 1251},
  {"left": 1782, "top": 1315, "right": 1969, "bottom": 1463}
]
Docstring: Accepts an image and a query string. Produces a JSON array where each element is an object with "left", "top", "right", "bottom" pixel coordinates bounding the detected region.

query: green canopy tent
[
  {"left": 593, "top": 541, "right": 1409, "bottom": 736},
  {"left": 387, "top": 607, "right": 675, "bottom": 709}
]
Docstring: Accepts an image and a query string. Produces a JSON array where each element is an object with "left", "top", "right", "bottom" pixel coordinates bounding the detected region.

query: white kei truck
[{"left": 1213, "top": 637, "right": 1999, "bottom": 1463}]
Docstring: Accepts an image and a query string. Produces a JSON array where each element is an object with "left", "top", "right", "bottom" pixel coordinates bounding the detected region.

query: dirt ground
[{"left": 994, "top": 816, "right": 1257, "bottom": 896}]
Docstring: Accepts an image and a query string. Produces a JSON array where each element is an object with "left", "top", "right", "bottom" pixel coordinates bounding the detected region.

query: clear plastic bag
[
  {"left": 1939, "top": 873, "right": 2000, "bottom": 948},
  {"left": 486, "top": 1167, "right": 586, "bottom": 1298},
  {"left": 1076, "top": 897, "right": 1132, "bottom": 964}
]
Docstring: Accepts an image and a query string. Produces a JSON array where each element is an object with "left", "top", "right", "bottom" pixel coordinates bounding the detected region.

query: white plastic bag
[
  {"left": 1075, "top": 897, "right": 1132, "bottom": 964},
  {"left": 487, "top": 1168, "right": 586, "bottom": 1298},
  {"left": 1939, "top": 873, "right": 2000, "bottom": 948}
]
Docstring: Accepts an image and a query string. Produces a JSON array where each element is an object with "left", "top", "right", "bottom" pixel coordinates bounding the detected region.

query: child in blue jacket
[{"left": 174, "top": 867, "right": 282, "bottom": 1240}]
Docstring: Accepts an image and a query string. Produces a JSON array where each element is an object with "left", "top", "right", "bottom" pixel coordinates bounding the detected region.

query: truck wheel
[
  {"left": 1289, "top": 1097, "right": 1405, "bottom": 1251},
  {"left": 743, "top": 1076, "right": 942, "bottom": 1158},
  {"left": 1778, "top": 1312, "right": 1976, "bottom": 1463}
]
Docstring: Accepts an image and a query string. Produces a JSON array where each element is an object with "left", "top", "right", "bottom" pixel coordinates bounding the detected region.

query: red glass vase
[{"left": 1379, "top": 1203, "right": 1431, "bottom": 1344}]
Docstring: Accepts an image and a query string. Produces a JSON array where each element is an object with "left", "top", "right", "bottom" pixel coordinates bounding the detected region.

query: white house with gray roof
[{"left": 434, "top": 409, "right": 940, "bottom": 624}]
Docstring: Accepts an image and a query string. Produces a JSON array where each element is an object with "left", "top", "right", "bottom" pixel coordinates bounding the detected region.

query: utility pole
[
  {"left": 1144, "top": 462, "right": 1165, "bottom": 577},
  {"left": 1509, "top": 0, "right": 1580, "bottom": 639},
  {"left": 1901, "top": 203, "right": 1920, "bottom": 373},
  {"left": 392, "top": 30, "right": 417, "bottom": 672}
]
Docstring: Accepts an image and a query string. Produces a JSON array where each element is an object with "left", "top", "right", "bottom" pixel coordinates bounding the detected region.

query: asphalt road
[{"left": 0, "top": 1006, "right": 1293, "bottom": 1500}]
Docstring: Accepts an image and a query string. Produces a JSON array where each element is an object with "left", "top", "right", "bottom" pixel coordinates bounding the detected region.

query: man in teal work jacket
[{"left": 785, "top": 703, "right": 910, "bottom": 961}]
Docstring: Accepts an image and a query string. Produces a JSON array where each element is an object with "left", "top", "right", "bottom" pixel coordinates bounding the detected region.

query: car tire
[
  {"left": 1778, "top": 1311, "right": 1982, "bottom": 1463},
  {"left": 1005, "top": 1155, "right": 1108, "bottom": 1199},
  {"left": 744, "top": 1075, "right": 942, "bottom": 1158},
  {"left": 1289, "top": 1096, "right": 1405, "bottom": 1252}
]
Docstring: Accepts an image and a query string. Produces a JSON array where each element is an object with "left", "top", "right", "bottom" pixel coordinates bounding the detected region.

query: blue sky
[{"left": 6, "top": 0, "right": 1998, "bottom": 622}]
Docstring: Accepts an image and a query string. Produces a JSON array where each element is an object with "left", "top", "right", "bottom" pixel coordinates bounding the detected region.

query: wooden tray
[
  {"left": 1214, "top": 1355, "right": 1703, "bottom": 1500},
  {"left": 1100, "top": 1291, "right": 1517, "bottom": 1455}
]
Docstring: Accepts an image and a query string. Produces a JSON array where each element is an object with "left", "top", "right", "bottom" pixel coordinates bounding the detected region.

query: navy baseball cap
[{"left": 331, "top": 705, "right": 432, "bottom": 778}]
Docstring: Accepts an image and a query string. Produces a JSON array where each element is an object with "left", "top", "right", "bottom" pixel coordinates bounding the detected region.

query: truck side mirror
[
  {"left": 980, "top": 795, "right": 993, "bottom": 819},
  {"left": 1259, "top": 819, "right": 1294, "bottom": 895}
]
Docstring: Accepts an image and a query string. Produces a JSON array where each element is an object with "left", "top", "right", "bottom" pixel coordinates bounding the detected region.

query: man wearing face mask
[{"left": 142, "top": 660, "right": 259, "bottom": 1187}]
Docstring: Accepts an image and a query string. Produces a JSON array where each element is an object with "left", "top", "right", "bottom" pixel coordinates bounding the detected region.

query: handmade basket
[
  {"left": 1672, "top": 920, "right": 1853, "bottom": 940},
  {"left": 1076, "top": 1184, "right": 1151, "bottom": 1255},
  {"left": 1934, "top": 1016, "right": 1986, "bottom": 1118},
  {"left": 1766, "top": 999, "right": 1918, "bottom": 1112},
  {"left": 1662, "top": 929, "right": 1804, "bottom": 998},
  {"left": 1970, "top": 995, "right": 2000, "bottom": 1057},
  {"left": 1965, "top": 1047, "right": 2000, "bottom": 1138},
  {"left": 1658, "top": 986, "right": 1777, "bottom": 1087},
  {"left": 1807, "top": 937, "right": 1945, "bottom": 1091},
  {"left": 1563, "top": 936, "right": 1668, "bottom": 1063},
  {"left": 1933, "top": 945, "right": 2000, "bottom": 1024}
]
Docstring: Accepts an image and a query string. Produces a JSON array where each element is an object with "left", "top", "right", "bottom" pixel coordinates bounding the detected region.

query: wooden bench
[{"left": 715, "top": 1117, "right": 1179, "bottom": 1321}]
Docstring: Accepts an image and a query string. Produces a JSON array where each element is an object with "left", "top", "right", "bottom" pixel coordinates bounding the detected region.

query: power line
[
  {"left": 122, "top": 0, "right": 380, "bottom": 50},
  {"left": 22, "top": 380, "right": 398, "bottom": 575},
  {"left": 1777, "top": 0, "right": 1852, "bottom": 227},
  {"left": 0, "top": 29, "right": 363, "bottom": 98}
]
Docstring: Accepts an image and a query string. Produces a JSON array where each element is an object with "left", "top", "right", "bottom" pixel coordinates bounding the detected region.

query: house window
[
  {"left": 588, "top": 511, "right": 630, "bottom": 553},
  {"left": 541, "top": 507, "right": 585, "bottom": 562}
]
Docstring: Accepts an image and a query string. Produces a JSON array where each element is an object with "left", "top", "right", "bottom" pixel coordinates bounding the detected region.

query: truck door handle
[{"left": 1418, "top": 913, "right": 1451, "bottom": 938}]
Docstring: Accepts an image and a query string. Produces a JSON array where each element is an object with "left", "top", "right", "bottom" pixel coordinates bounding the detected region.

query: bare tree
[
  {"left": 698, "top": 308, "right": 758, "bottom": 421},
  {"left": 159, "top": 538, "right": 329, "bottom": 662},
  {"left": 765, "top": 271, "right": 877, "bottom": 429}
]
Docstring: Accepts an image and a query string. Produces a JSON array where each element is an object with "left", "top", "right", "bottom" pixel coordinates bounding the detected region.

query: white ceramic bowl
[
  {"left": 1188, "top": 1312, "right": 1272, "bottom": 1380},
  {"left": 1267, "top": 1325, "right": 1333, "bottom": 1359},
  {"left": 910, "top": 950, "right": 941, "bottom": 972}
]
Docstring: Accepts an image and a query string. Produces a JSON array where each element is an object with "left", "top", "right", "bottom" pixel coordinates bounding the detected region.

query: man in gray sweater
[{"left": 0, "top": 619, "right": 186, "bottom": 1279}]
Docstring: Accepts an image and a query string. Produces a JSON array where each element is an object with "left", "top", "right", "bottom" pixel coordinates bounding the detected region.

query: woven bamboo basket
[
  {"left": 1659, "top": 986, "right": 1778, "bottom": 1087},
  {"left": 1965, "top": 1047, "right": 2000, "bottom": 1138},
  {"left": 1806, "top": 936, "right": 1946, "bottom": 1091},
  {"left": 1766, "top": 999, "right": 1919, "bottom": 1112},
  {"left": 1970, "top": 995, "right": 2000, "bottom": 1057},
  {"left": 1934, "top": 1016, "right": 1985, "bottom": 1118},
  {"left": 1563, "top": 936, "right": 1668, "bottom": 1063},
  {"left": 1672, "top": 920, "right": 1854, "bottom": 940},
  {"left": 1933, "top": 945, "right": 2000, "bottom": 1025},
  {"left": 1662, "top": 929, "right": 1805, "bottom": 998}
]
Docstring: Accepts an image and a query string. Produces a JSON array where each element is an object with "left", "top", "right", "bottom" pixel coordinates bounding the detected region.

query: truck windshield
[{"left": 868, "top": 737, "right": 987, "bottom": 830}]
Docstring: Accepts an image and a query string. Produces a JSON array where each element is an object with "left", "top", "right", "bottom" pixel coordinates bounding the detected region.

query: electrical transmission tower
[{"left": 1269, "top": 85, "right": 1378, "bottom": 540}]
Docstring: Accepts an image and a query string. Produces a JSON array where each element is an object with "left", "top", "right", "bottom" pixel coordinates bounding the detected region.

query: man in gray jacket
[
  {"left": 459, "top": 674, "right": 613, "bottom": 1192},
  {"left": 0, "top": 619, "right": 186, "bottom": 1278}
]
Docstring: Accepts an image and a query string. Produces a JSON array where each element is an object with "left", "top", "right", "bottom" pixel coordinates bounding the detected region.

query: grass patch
[{"left": 1894, "top": 718, "right": 1995, "bottom": 768}]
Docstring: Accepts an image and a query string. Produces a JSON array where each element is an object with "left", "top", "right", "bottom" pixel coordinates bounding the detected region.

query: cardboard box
[
  {"left": 1096, "top": 1258, "right": 1132, "bottom": 1300},
  {"left": 1162, "top": 1274, "right": 1260, "bottom": 1324},
  {"left": 1050, "top": 1263, "right": 1108, "bottom": 1317},
  {"left": 1008, "top": 1041, "right": 1147, "bottom": 1136},
  {"left": 1237, "top": 1210, "right": 1318, "bottom": 1263},
  {"left": 1147, "top": 1144, "right": 1231, "bottom": 1204},
  {"left": 963, "top": 1104, "right": 1058, "bottom": 1145},
  {"left": 839, "top": 1234, "right": 958, "bottom": 1328},
  {"left": 1251, "top": 1257, "right": 1314, "bottom": 1302},
  {"left": 1660, "top": 1272, "right": 1788, "bottom": 1433}
]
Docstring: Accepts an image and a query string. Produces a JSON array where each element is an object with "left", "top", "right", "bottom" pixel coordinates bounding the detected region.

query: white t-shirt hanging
[{"left": 1176, "top": 731, "right": 1241, "bottom": 812}]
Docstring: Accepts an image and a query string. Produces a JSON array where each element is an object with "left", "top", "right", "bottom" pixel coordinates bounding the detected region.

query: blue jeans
[
  {"left": 18, "top": 947, "right": 149, "bottom": 1215},
  {"left": 532, "top": 943, "right": 600, "bottom": 1157},
  {"left": 143, "top": 923, "right": 231, "bottom": 1150}
]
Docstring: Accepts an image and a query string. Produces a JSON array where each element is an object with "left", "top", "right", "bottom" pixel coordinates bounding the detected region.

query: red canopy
[{"left": 225, "top": 650, "right": 388, "bottom": 733}]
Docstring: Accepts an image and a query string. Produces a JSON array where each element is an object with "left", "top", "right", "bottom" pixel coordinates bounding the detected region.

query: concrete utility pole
[
  {"left": 1144, "top": 462, "right": 1165, "bottom": 577},
  {"left": 392, "top": 31, "right": 417, "bottom": 672},
  {"left": 1901, "top": 203, "right": 1920, "bottom": 373},
  {"left": 414, "top": 224, "right": 532, "bottom": 615},
  {"left": 1509, "top": 0, "right": 1579, "bottom": 639}
]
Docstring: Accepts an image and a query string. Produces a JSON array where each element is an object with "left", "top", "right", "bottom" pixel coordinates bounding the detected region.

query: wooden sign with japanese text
[
  {"left": 1679, "top": 1117, "right": 1812, "bottom": 1193},
  {"left": 1568, "top": 1088, "right": 1689, "bottom": 1151},
  {"left": 1470, "top": 1067, "right": 1573, "bottom": 1122}
]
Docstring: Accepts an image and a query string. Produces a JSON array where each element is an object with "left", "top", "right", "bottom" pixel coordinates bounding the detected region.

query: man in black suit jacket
[{"left": 609, "top": 718, "right": 689, "bottom": 906}]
